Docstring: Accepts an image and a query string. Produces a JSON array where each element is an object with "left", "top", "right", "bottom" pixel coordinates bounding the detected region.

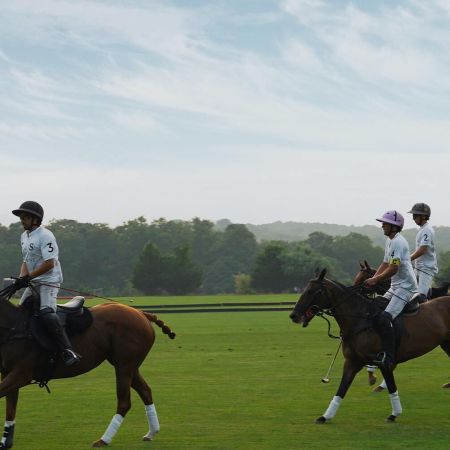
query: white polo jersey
[
  {"left": 20, "top": 226, "right": 63, "bottom": 284},
  {"left": 383, "top": 233, "right": 417, "bottom": 291},
  {"left": 415, "top": 222, "right": 438, "bottom": 275}
]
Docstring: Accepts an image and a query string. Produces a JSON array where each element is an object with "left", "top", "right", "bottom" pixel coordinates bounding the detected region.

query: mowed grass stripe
[{"left": 10, "top": 297, "right": 450, "bottom": 450}]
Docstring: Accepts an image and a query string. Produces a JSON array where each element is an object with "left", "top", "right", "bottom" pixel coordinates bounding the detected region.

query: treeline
[{"left": 1, "top": 218, "right": 450, "bottom": 296}]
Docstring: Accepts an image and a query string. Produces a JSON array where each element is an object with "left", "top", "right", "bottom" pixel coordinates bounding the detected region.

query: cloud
[
  {"left": 1, "top": 1, "right": 450, "bottom": 227},
  {"left": 1, "top": 147, "right": 449, "bottom": 227}
]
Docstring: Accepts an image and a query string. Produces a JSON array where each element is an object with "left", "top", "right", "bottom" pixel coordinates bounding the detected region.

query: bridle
[{"left": 299, "top": 279, "right": 374, "bottom": 340}]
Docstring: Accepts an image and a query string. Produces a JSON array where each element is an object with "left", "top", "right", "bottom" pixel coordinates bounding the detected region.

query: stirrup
[{"left": 62, "top": 349, "right": 81, "bottom": 366}]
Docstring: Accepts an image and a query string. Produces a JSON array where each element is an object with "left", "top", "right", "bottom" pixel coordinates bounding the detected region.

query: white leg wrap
[
  {"left": 323, "top": 396, "right": 342, "bottom": 420},
  {"left": 143, "top": 404, "right": 160, "bottom": 440},
  {"left": 1, "top": 421, "right": 15, "bottom": 447},
  {"left": 389, "top": 391, "right": 402, "bottom": 416},
  {"left": 101, "top": 414, "right": 124, "bottom": 444},
  {"left": 366, "top": 365, "right": 376, "bottom": 373},
  {"left": 379, "top": 379, "right": 387, "bottom": 389}
]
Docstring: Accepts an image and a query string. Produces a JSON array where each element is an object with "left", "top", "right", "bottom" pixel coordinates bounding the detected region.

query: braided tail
[{"left": 143, "top": 312, "right": 176, "bottom": 339}]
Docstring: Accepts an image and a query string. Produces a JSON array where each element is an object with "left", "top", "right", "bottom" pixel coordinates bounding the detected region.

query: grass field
[{"left": 9, "top": 294, "right": 450, "bottom": 449}]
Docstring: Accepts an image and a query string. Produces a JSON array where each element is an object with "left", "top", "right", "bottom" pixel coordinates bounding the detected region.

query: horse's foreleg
[
  {"left": 439, "top": 341, "right": 450, "bottom": 388},
  {"left": 316, "top": 359, "right": 362, "bottom": 424},
  {"left": 131, "top": 371, "right": 160, "bottom": 441},
  {"left": 0, "top": 368, "right": 30, "bottom": 450},
  {"left": 0, "top": 389, "right": 18, "bottom": 450},
  {"left": 379, "top": 367, "right": 402, "bottom": 422},
  {"left": 92, "top": 368, "right": 133, "bottom": 448}
]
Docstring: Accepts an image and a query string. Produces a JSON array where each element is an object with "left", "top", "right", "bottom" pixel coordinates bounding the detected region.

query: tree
[
  {"left": 132, "top": 243, "right": 164, "bottom": 295},
  {"left": 234, "top": 273, "right": 252, "bottom": 294},
  {"left": 162, "top": 246, "right": 202, "bottom": 295},
  {"left": 132, "top": 244, "right": 201, "bottom": 295},
  {"left": 251, "top": 240, "right": 345, "bottom": 293},
  {"left": 202, "top": 224, "right": 259, "bottom": 293},
  {"left": 251, "top": 242, "right": 289, "bottom": 293}
]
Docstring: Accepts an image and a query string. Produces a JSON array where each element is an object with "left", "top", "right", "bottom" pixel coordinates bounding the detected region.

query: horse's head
[
  {"left": 290, "top": 268, "right": 334, "bottom": 327},
  {"left": 353, "top": 260, "right": 374, "bottom": 285},
  {"left": 353, "top": 260, "right": 389, "bottom": 295}
]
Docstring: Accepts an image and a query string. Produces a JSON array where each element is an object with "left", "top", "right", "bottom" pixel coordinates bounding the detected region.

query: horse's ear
[
  {"left": 359, "top": 261, "right": 364, "bottom": 269},
  {"left": 317, "top": 268, "right": 327, "bottom": 281},
  {"left": 364, "top": 260, "right": 371, "bottom": 269}
]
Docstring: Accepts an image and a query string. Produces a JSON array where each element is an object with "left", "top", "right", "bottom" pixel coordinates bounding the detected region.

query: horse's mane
[{"left": 324, "top": 277, "right": 374, "bottom": 310}]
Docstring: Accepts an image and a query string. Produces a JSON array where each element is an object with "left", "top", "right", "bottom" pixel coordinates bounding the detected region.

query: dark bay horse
[
  {"left": 354, "top": 260, "right": 450, "bottom": 299},
  {"left": 0, "top": 289, "right": 175, "bottom": 448},
  {"left": 289, "top": 269, "right": 450, "bottom": 423},
  {"left": 354, "top": 260, "right": 450, "bottom": 389}
]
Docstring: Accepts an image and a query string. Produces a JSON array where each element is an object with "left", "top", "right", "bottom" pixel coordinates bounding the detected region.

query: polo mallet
[{"left": 321, "top": 339, "right": 342, "bottom": 383}]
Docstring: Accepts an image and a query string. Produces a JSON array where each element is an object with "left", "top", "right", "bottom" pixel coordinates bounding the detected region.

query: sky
[{"left": 1, "top": 0, "right": 449, "bottom": 228}]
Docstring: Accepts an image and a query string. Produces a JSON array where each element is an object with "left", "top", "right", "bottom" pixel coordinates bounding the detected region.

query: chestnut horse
[
  {"left": 0, "top": 286, "right": 175, "bottom": 448},
  {"left": 289, "top": 269, "right": 450, "bottom": 423}
]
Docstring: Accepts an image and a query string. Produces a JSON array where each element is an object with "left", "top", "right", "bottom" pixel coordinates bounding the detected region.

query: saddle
[
  {"left": 18, "top": 294, "right": 93, "bottom": 388},
  {"left": 369, "top": 293, "right": 421, "bottom": 363},
  {"left": 22, "top": 294, "right": 93, "bottom": 353},
  {"left": 373, "top": 293, "right": 420, "bottom": 316}
]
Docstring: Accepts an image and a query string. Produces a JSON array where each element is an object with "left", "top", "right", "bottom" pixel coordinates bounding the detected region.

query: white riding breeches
[
  {"left": 415, "top": 269, "right": 434, "bottom": 297},
  {"left": 20, "top": 283, "right": 60, "bottom": 312},
  {"left": 384, "top": 287, "right": 416, "bottom": 319}
]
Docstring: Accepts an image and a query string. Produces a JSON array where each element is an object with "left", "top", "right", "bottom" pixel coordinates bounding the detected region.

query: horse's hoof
[
  {"left": 315, "top": 416, "right": 327, "bottom": 424},
  {"left": 92, "top": 439, "right": 108, "bottom": 447},
  {"left": 143, "top": 430, "right": 159, "bottom": 441},
  {"left": 368, "top": 374, "right": 377, "bottom": 386},
  {"left": 442, "top": 382, "right": 450, "bottom": 388},
  {"left": 386, "top": 415, "right": 396, "bottom": 422},
  {"left": 373, "top": 386, "right": 385, "bottom": 393}
]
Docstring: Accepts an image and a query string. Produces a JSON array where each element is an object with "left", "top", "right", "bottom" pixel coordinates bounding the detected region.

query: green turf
[{"left": 8, "top": 295, "right": 450, "bottom": 449}]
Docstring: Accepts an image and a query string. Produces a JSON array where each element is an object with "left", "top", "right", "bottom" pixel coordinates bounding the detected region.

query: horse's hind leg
[
  {"left": 92, "top": 367, "right": 133, "bottom": 448},
  {"left": 131, "top": 370, "right": 160, "bottom": 441},
  {"left": 440, "top": 341, "right": 450, "bottom": 388},
  {"left": 379, "top": 367, "right": 402, "bottom": 422}
]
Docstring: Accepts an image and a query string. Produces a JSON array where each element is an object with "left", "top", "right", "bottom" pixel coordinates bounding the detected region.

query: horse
[
  {"left": 354, "top": 260, "right": 450, "bottom": 390},
  {"left": 0, "top": 285, "right": 175, "bottom": 448},
  {"left": 354, "top": 260, "right": 450, "bottom": 299},
  {"left": 289, "top": 268, "right": 450, "bottom": 423}
]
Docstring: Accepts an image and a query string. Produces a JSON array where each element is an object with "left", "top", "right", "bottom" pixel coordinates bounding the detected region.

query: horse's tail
[{"left": 142, "top": 312, "right": 176, "bottom": 339}]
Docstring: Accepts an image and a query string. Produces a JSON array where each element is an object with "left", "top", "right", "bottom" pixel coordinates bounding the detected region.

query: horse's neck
[
  {"left": 0, "top": 301, "right": 25, "bottom": 333},
  {"left": 329, "top": 287, "right": 369, "bottom": 333}
]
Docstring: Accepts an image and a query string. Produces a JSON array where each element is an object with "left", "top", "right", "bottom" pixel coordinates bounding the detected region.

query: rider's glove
[{"left": 14, "top": 274, "right": 32, "bottom": 290}]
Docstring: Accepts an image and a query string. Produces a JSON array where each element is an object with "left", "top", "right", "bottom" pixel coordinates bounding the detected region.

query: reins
[
  {"left": 16, "top": 280, "right": 126, "bottom": 305},
  {"left": 305, "top": 280, "right": 374, "bottom": 340},
  {"left": 415, "top": 266, "right": 450, "bottom": 286}
]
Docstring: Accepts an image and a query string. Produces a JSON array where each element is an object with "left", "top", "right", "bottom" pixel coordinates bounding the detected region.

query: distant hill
[{"left": 215, "top": 220, "right": 450, "bottom": 255}]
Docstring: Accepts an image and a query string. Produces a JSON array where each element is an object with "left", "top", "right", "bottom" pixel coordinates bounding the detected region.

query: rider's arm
[
  {"left": 411, "top": 245, "right": 427, "bottom": 261},
  {"left": 366, "top": 262, "right": 397, "bottom": 286},
  {"left": 373, "top": 262, "right": 389, "bottom": 277},
  {"left": 19, "top": 262, "right": 28, "bottom": 277},
  {"left": 28, "top": 259, "right": 55, "bottom": 279},
  {"left": 374, "top": 263, "right": 398, "bottom": 282}
]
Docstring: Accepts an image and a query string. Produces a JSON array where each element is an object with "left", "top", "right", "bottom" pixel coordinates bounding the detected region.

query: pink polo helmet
[{"left": 376, "top": 210, "right": 404, "bottom": 229}]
